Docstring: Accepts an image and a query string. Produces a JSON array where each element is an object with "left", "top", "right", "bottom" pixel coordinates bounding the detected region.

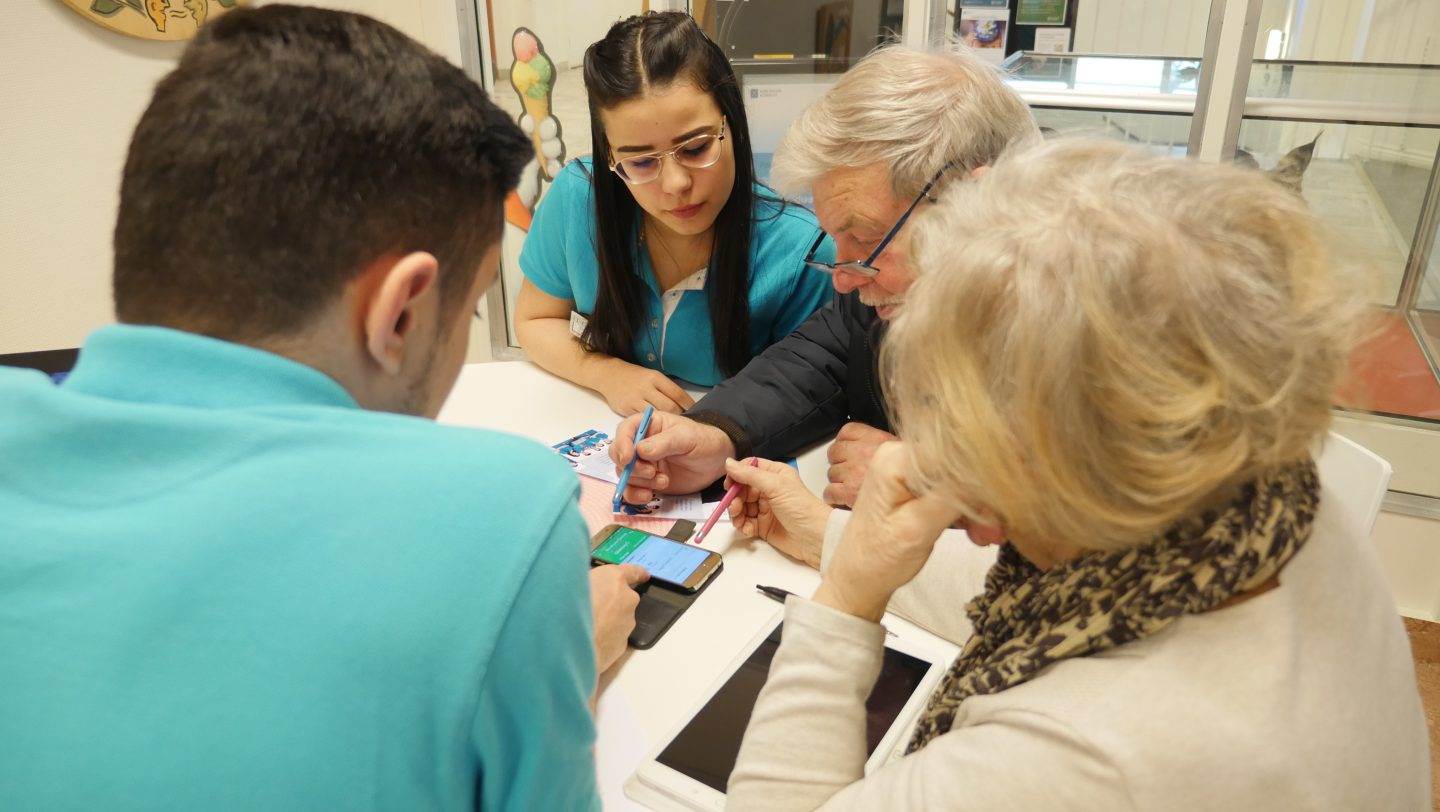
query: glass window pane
[
  {"left": 1254, "top": 0, "right": 1440, "bottom": 65},
  {"left": 1236, "top": 119, "right": 1439, "bottom": 307},
  {"left": 708, "top": 0, "right": 904, "bottom": 189},
  {"left": 1005, "top": 52, "right": 1197, "bottom": 154},
  {"left": 1247, "top": 0, "right": 1440, "bottom": 497},
  {"left": 1411, "top": 196, "right": 1440, "bottom": 415},
  {"left": 1002, "top": 0, "right": 1213, "bottom": 154}
]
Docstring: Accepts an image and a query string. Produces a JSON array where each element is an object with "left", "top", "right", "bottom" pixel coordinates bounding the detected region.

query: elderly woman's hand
[
  {"left": 723, "top": 457, "right": 832, "bottom": 568},
  {"left": 814, "top": 442, "right": 963, "bottom": 622}
]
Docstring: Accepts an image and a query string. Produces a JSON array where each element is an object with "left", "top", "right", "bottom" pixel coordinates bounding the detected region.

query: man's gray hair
[{"left": 771, "top": 42, "right": 1040, "bottom": 198}]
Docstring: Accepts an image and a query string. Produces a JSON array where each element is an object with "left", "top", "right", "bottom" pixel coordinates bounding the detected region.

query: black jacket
[{"left": 688, "top": 292, "right": 888, "bottom": 460}]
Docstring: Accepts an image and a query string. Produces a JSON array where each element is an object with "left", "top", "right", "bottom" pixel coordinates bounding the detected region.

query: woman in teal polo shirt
[{"left": 514, "top": 12, "right": 834, "bottom": 415}]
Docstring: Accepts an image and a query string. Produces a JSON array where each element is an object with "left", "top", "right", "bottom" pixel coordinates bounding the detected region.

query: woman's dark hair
[{"left": 581, "top": 11, "right": 778, "bottom": 378}]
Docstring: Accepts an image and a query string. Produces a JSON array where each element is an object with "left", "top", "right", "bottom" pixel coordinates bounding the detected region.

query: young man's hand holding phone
[
  {"left": 589, "top": 525, "right": 725, "bottom": 657},
  {"left": 590, "top": 564, "right": 650, "bottom": 674},
  {"left": 591, "top": 526, "right": 722, "bottom": 593}
]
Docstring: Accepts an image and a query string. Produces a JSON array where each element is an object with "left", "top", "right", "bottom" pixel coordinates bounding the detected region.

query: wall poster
[
  {"left": 1016, "top": 0, "right": 1067, "bottom": 26},
  {"left": 60, "top": 0, "right": 245, "bottom": 41},
  {"left": 958, "top": 7, "right": 1009, "bottom": 65}
]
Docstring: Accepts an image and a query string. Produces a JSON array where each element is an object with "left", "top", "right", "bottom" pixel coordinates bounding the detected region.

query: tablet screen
[{"left": 655, "top": 624, "right": 931, "bottom": 792}]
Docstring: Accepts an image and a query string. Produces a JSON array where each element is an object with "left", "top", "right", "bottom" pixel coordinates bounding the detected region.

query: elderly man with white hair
[{"left": 609, "top": 43, "right": 1039, "bottom": 515}]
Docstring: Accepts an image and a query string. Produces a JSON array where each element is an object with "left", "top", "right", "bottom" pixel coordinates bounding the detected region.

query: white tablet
[{"left": 625, "top": 610, "right": 947, "bottom": 811}]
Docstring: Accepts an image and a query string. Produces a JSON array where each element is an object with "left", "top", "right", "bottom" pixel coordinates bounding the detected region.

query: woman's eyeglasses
[
  {"left": 803, "top": 162, "right": 959, "bottom": 279},
  {"left": 609, "top": 122, "right": 727, "bottom": 186}
]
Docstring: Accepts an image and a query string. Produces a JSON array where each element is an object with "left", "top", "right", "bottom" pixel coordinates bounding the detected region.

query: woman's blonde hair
[
  {"left": 886, "top": 139, "right": 1366, "bottom": 550},
  {"left": 770, "top": 41, "right": 1039, "bottom": 199}
]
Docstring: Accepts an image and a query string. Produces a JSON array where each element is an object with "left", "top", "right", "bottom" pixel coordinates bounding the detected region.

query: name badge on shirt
[{"left": 569, "top": 311, "right": 589, "bottom": 338}]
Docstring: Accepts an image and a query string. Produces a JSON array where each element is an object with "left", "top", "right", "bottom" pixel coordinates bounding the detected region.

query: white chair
[{"left": 1314, "top": 431, "right": 1393, "bottom": 541}]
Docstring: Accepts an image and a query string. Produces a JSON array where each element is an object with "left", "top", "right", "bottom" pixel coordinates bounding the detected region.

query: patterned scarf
[{"left": 907, "top": 459, "right": 1320, "bottom": 752}]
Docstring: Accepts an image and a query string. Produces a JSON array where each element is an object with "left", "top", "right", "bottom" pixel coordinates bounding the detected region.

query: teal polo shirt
[
  {"left": 0, "top": 325, "right": 599, "bottom": 811},
  {"left": 519, "top": 157, "right": 836, "bottom": 386}
]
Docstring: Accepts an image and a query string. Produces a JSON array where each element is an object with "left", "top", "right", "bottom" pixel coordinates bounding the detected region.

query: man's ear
[{"left": 361, "top": 251, "right": 439, "bottom": 376}]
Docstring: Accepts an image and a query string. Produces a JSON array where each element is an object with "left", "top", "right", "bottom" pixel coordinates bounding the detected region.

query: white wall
[
  {"left": 299, "top": 0, "right": 464, "bottom": 63},
  {"left": 1073, "top": 0, "right": 1211, "bottom": 56},
  {"left": 1074, "top": 0, "right": 1440, "bottom": 66},
  {"left": 490, "top": 0, "right": 640, "bottom": 73},
  {"left": 1374, "top": 510, "right": 1440, "bottom": 620},
  {"left": 0, "top": 0, "right": 485, "bottom": 359},
  {"left": 0, "top": 4, "right": 183, "bottom": 355}
]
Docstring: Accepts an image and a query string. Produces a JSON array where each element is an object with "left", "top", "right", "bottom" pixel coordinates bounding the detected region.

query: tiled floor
[
  {"left": 1403, "top": 617, "right": 1440, "bottom": 808},
  {"left": 1303, "top": 157, "right": 1414, "bottom": 306},
  {"left": 1339, "top": 310, "right": 1440, "bottom": 420}
]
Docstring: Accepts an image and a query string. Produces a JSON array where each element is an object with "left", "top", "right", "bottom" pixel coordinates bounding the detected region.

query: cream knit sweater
[{"left": 727, "top": 502, "right": 1430, "bottom": 810}]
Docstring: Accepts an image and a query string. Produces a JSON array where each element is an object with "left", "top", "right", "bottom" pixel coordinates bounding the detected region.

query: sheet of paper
[
  {"left": 552, "top": 429, "right": 620, "bottom": 484},
  {"left": 577, "top": 476, "right": 675, "bottom": 537},
  {"left": 1032, "top": 26, "right": 1071, "bottom": 53},
  {"left": 616, "top": 492, "right": 707, "bottom": 522},
  {"left": 557, "top": 427, "right": 742, "bottom": 536}
]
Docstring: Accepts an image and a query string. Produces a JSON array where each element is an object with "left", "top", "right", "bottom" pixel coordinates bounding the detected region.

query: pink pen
[{"left": 692, "top": 457, "right": 759, "bottom": 545}]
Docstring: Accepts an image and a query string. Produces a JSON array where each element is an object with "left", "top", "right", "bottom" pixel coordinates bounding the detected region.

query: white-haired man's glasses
[{"left": 803, "top": 162, "right": 958, "bottom": 279}]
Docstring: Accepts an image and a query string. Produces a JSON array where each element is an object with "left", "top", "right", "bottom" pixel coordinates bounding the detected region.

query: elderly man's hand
[
  {"left": 609, "top": 411, "right": 735, "bottom": 504},
  {"left": 824, "top": 422, "right": 898, "bottom": 507},
  {"left": 590, "top": 564, "right": 649, "bottom": 674},
  {"left": 814, "top": 442, "right": 963, "bottom": 622}
]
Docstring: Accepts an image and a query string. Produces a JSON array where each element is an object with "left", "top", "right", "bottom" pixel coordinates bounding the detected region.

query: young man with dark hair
[{"left": 0, "top": 6, "right": 634, "bottom": 808}]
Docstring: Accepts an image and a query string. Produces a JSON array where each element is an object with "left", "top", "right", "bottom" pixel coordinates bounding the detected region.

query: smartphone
[{"left": 591, "top": 525, "right": 722, "bottom": 594}]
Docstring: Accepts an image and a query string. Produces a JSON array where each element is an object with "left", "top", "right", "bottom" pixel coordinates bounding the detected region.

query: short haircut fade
[{"left": 114, "top": 4, "right": 530, "bottom": 340}]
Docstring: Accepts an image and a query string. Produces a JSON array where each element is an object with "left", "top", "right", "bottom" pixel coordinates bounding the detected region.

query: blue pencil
[{"left": 613, "top": 405, "right": 655, "bottom": 512}]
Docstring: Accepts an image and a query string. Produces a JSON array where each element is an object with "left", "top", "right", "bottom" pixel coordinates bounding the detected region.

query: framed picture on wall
[
  {"left": 1016, "top": 0, "right": 1066, "bottom": 26},
  {"left": 59, "top": 0, "right": 245, "bottom": 41},
  {"left": 957, "top": 8, "right": 1009, "bottom": 65}
]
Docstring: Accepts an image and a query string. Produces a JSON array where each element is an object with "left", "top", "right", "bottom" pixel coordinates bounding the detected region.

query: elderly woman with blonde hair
[{"left": 720, "top": 139, "right": 1430, "bottom": 809}]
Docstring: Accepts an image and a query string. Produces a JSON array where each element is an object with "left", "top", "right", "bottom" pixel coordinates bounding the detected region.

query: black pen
[
  {"left": 756, "top": 584, "right": 895, "bottom": 637},
  {"left": 756, "top": 584, "right": 794, "bottom": 604}
]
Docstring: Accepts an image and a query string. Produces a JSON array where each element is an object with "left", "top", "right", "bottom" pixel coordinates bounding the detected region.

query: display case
[
  {"left": 1004, "top": 52, "right": 1440, "bottom": 500},
  {"left": 1004, "top": 53, "right": 1199, "bottom": 153}
]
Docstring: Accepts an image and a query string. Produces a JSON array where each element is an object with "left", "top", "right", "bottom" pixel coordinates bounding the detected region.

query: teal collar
[{"left": 63, "top": 324, "right": 359, "bottom": 411}]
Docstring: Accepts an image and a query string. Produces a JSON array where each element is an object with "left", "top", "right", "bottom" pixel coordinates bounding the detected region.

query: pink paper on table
[{"left": 577, "top": 476, "right": 674, "bottom": 537}]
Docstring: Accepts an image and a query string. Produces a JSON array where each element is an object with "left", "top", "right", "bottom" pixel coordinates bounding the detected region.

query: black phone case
[
  {"left": 628, "top": 559, "right": 722, "bottom": 649},
  {"left": 592, "top": 519, "right": 719, "bottom": 650}
]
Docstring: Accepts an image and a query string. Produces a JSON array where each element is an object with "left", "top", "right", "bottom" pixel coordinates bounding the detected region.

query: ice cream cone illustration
[
  {"left": 510, "top": 28, "right": 566, "bottom": 184},
  {"left": 505, "top": 28, "right": 567, "bottom": 232}
]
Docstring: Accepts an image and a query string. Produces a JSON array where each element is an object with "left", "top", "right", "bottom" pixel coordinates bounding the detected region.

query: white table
[{"left": 439, "top": 361, "right": 958, "bottom": 809}]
